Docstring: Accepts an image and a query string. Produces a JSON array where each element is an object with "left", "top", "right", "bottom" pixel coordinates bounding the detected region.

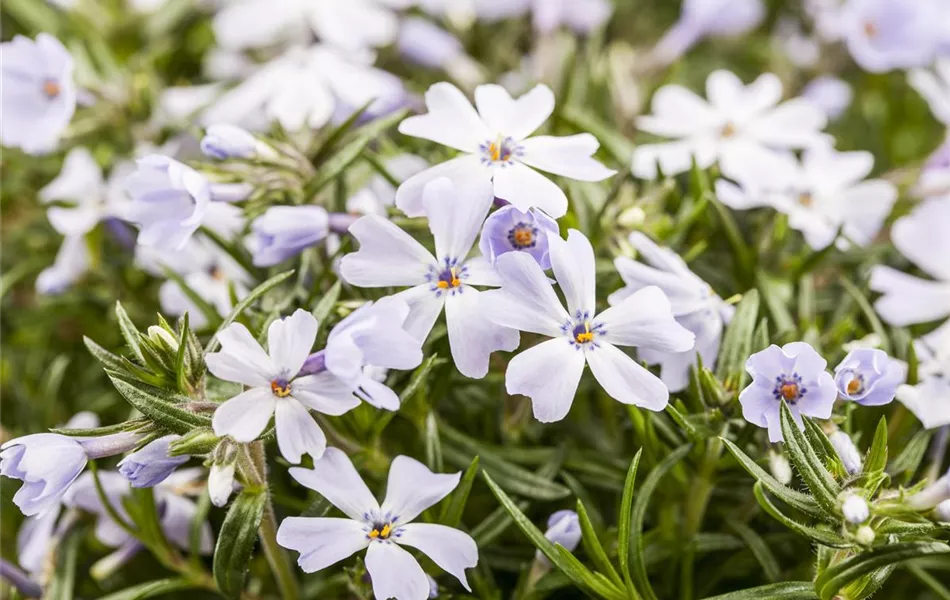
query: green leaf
[
  {"left": 802, "top": 418, "right": 846, "bottom": 478},
  {"left": 51, "top": 418, "right": 151, "bottom": 437},
  {"left": 726, "top": 519, "right": 781, "bottom": 582},
  {"left": 815, "top": 542, "right": 950, "bottom": 600},
  {"left": 576, "top": 499, "right": 624, "bottom": 589},
  {"left": 708, "top": 194, "right": 754, "bottom": 284},
  {"left": 721, "top": 438, "right": 824, "bottom": 519},
  {"left": 306, "top": 109, "right": 409, "bottom": 196},
  {"left": 115, "top": 301, "right": 147, "bottom": 365},
  {"left": 214, "top": 489, "right": 268, "bottom": 599},
  {"left": 889, "top": 429, "right": 932, "bottom": 479},
  {"left": 752, "top": 483, "right": 853, "bottom": 549},
  {"left": 311, "top": 280, "right": 342, "bottom": 335},
  {"left": 715, "top": 290, "right": 760, "bottom": 390},
  {"left": 906, "top": 564, "right": 950, "bottom": 600},
  {"left": 98, "top": 578, "right": 198, "bottom": 600},
  {"left": 616, "top": 449, "right": 642, "bottom": 595},
  {"left": 424, "top": 411, "right": 443, "bottom": 473},
  {"left": 107, "top": 374, "right": 211, "bottom": 435},
  {"left": 631, "top": 444, "right": 692, "bottom": 600},
  {"left": 699, "top": 582, "right": 818, "bottom": 600},
  {"left": 779, "top": 401, "right": 840, "bottom": 516},
  {"left": 440, "top": 455, "right": 479, "bottom": 528},
  {"left": 482, "top": 472, "right": 626, "bottom": 600},
  {"left": 205, "top": 270, "right": 294, "bottom": 353},
  {"left": 310, "top": 100, "right": 373, "bottom": 165}
]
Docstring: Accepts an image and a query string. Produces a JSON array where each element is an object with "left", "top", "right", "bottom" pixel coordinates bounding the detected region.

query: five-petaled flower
[
  {"left": 834, "top": 348, "right": 904, "bottom": 406},
  {"left": 480, "top": 230, "right": 695, "bottom": 422},
  {"left": 207, "top": 309, "right": 362, "bottom": 464},
  {"left": 739, "top": 342, "right": 837, "bottom": 442},
  {"left": 395, "top": 82, "right": 616, "bottom": 219},
  {"left": 277, "top": 448, "right": 477, "bottom": 600},
  {"left": 340, "top": 175, "right": 520, "bottom": 378}
]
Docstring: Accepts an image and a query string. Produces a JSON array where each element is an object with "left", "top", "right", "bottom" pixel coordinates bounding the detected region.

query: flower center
[
  {"left": 42, "top": 79, "right": 61, "bottom": 99},
  {"left": 480, "top": 136, "right": 523, "bottom": 166},
  {"left": 798, "top": 192, "right": 813, "bottom": 207},
  {"left": 436, "top": 266, "right": 462, "bottom": 290},
  {"left": 863, "top": 21, "right": 877, "bottom": 38},
  {"left": 270, "top": 378, "right": 292, "bottom": 397},
  {"left": 368, "top": 521, "right": 393, "bottom": 540},
  {"left": 772, "top": 373, "right": 807, "bottom": 403},
  {"left": 427, "top": 259, "right": 467, "bottom": 296},
  {"left": 508, "top": 222, "right": 538, "bottom": 249},
  {"left": 563, "top": 312, "right": 605, "bottom": 349},
  {"left": 846, "top": 373, "right": 864, "bottom": 395},
  {"left": 721, "top": 122, "right": 737, "bottom": 138}
]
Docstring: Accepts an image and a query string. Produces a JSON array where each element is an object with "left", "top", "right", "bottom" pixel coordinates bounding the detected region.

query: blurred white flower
[
  {"left": 909, "top": 57, "right": 950, "bottom": 126},
  {"left": 396, "top": 82, "right": 616, "bottom": 218},
  {"left": 716, "top": 147, "right": 896, "bottom": 250},
  {"left": 651, "top": 0, "right": 765, "bottom": 66},
  {"left": 535, "top": 510, "right": 581, "bottom": 567},
  {"left": 829, "top": 431, "right": 863, "bottom": 474},
  {"left": 1, "top": 34, "right": 76, "bottom": 154},
  {"left": 802, "top": 76, "right": 853, "bottom": 120},
  {"left": 39, "top": 148, "right": 129, "bottom": 236},
  {"left": 833, "top": 0, "right": 945, "bottom": 72},
  {"left": 632, "top": 70, "right": 830, "bottom": 180}
]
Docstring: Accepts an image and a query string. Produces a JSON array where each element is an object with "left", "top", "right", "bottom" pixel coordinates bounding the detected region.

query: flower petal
[
  {"left": 277, "top": 517, "right": 369, "bottom": 573},
  {"left": 869, "top": 266, "right": 950, "bottom": 327},
  {"left": 268, "top": 309, "right": 318, "bottom": 376},
  {"left": 206, "top": 323, "right": 277, "bottom": 386},
  {"left": 463, "top": 255, "right": 503, "bottom": 287},
  {"left": 398, "top": 82, "right": 489, "bottom": 152},
  {"left": 365, "top": 540, "right": 430, "bottom": 600},
  {"left": 211, "top": 387, "right": 276, "bottom": 442},
  {"left": 585, "top": 342, "right": 670, "bottom": 411},
  {"left": 492, "top": 162, "right": 568, "bottom": 218},
  {"left": 397, "top": 523, "right": 477, "bottom": 591},
  {"left": 423, "top": 175, "right": 494, "bottom": 263},
  {"left": 274, "top": 398, "right": 327, "bottom": 464},
  {"left": 474, "top": 83, "right": 554, "bottom": 141},
  {"left": 445, "top": 286, "right": 520, "bottom": 378},
  {"left": 481, "top": 251, "right": 569, "bottom": 337},
  {"left": 890, "top": 198, "right": 950, "bottom": 281},
  {"left": 519, "top": 134, "right": 616, "bottom": 182},
  {"left": 393, "top": 285, "right": 446, "bottom": 342},
  {"left": 394, "top": 155, "right": 488, "bottom": 218},
  {"left": 289, "top": 447, "right": 380, "bottom": 520},
  {"left": 506, "top": 338, "right": 585, "bottom": 423},
  {"left": 380, "top": 455, "right": 460, "bottom": 523},
  {"left": 596, "top": 286, "right": 696, "bottom": 351},
  {"left": 550, "top": 230, "right": 596, "bottom": 317},
  {"left": 340, "top": 215, "right": 437, "bottom": 287},
  {"left": 637, "top": 84, "right": 719, "bottom": 137},
  {"left": 292, "top": 373, "right": 363, "bottom": 416}
]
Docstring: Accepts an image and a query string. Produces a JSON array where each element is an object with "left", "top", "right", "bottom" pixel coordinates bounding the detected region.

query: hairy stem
[{"left": 248, "top": 441, "right": 300, "bottom": 600}]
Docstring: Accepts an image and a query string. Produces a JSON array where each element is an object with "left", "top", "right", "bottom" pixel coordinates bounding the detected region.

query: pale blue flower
[
  {"left": 249, "top": 206, "right": 330, "bottom": 267},
  {"left": 117, "top": 435, "right": 189, "bottom": 488},
  {"left": 277, "top": 448, "right": 477, "bottom": 600},
  {"left": 650, "top": 0, "right": 764, "bottom": 66},
  {"left": 738, "top": 342, "right": 837, "bottom": 443},
  {"left": 200, "top": 124, "right": 260, "bottom": 160},
  {"left": 836, "top": 0, "right": 945, "bottom": 73},
  {"left": 0, "top": 34, "right": 76, "bottom": 154},
  {"left": 834, "top": 348, "right": 904, "bottom": 406},
  {"left": 536, "top": 510, "right": 581, "bottom": 567},
  {"left": 481, "top": 230, "right": 695, "bottom": 422},
  {"left": 478, "top": 205, "right": 559, "bottom": 270}
]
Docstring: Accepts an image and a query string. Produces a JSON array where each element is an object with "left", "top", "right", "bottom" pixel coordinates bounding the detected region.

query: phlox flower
[
  {"left": 528, "top": 0, "right": 613, "bottom": 35},
  {"left": 833, "top": 0, "right": 945, "bottom": 73},
  {"left": 39, "top": 147, "right": 128, "bottom": 237},
  {"left": 0, "top": 34, "right": 76, "bottom": 154},
  {"left": 213, "top": 0, "right": 401, "bottom": 53},
  {"left": 480, "top": 230, "right": 695, "bottom": 422},
  {"left": 632, "top": 70, "right": 829, "bottom": 180},
  {"left": 896, "top": 328, "right": 950, "bottom": 429},
  {"left": 478, "top": 205, "right": 559, "bottom": 270},
  {"left": 117, "top": 435, "right": 189, "bottom": 488},
  {"left": 249, "top": 206, "right": 330, "bottom": 267},
  {"left": 869, "top": 197, "right": 950, "bottom": 339},
  {"left": 834, "top": 348, "right": 904, "bottom": 406},
  {"left": 610, "top": 232, "right": 734, "bottom": 392},
  {"left": 277, "top": 448, "right": 477, "bottom": 600},
  {"left": 396, "top": 82, "right": 616, "bottom": 219},
  {"left": 340, "top": 176, "right": 520, "bottom": 379},
  {"left": 716, "top": 147, "right": 897, "bottom": 250},
  {"left": 536, "top": 510, "right": 581, "bottom": 567},
  {"left": 207, "top": 309, "right": 361, "bottom": 463},
  {"left": 201, "top": 45, "right": 405, "bottom": 133},
  {"left": 650, "top": 0, "right": 765, "bottom": 66},
  {"left": 738, "top": 342, "right": 837, "bottom": 443},
  {"left": 36, "top": 235, "right": 91, "bottom": 296},
  {"left": 910, "top": 58, "right": 950, "bottom": 127}
]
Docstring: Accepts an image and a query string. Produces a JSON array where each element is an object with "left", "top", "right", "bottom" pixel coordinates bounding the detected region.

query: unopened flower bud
[
  {"left": 208, "top": 462, "right": 236, "bottom": 507},
  {"left": 535, "top": 510, "right": 581, "bottom": 567},
  {"left": 855, "top": 525, "right": 875, "bottom": 545},
  {"left": 842, "top": 494, "right": 870, "bottom": 524},
  {"left": 936, "top": 499, "right": 950, "bottom": 522},
  {"left": 829, "top": 431, "right": 863, "bottom": 475},
  {"left": 147, "top": 325, "right": 179, "bottom": 352},
  {"left": 200, "top": 124, "right": 260, "bottom": 160},
  {"left": 769, "top": 450, "right": 792, "bottom": 485},
  {"left": 117, "top": 435, "right": 188, "bottom": 488}
]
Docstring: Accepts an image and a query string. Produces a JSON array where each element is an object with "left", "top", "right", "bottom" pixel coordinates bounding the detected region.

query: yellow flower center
[
  {"left": 42, "top": 80, "right": 61, "bottom": 99},
  {"left": 780, "top": 383, "right": 799, "bottom": 401},
  {"left": 368, "top": 522, "right": 393, "bottom": 540},
  {"left": 270, "top": 379, "right": 292, "bottom": 397},
  {"left": 436, "top": 266, "right": 462, "bottom": 290}
]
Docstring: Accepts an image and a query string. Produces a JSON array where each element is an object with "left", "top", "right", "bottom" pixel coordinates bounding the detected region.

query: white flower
[
  {"left": 716, "top": 147, "right": 897, "bottom": 250},
  {"left": 632, "top": 70, "right": 829, "bottom": 180},
  {"left": 869, "top": 197, "right": 950, "bottom": 335},
  {"left": 201, "top": 45, "right": 405, "bottom": 133},
  {"left": 39, "top": 147, "right": 128, "bottom": 236},
  {"left": 480, "top": 230, "right": 695, "bottom": 422},
  {"left": 277, "top": 448, "right": 477, "bottom": 600},
  {"left": 909, "top": 57, "right": 950, "bottom": 127},
  {"left": 36, "top": 235, "right": 90, "bottom": 295},
  {"left": 650, "top": 0, "right": 764, "bottom": 66},
  {"left": 395, "top": 82, "right": 616, "bottom": 219},
  {"left": 536, "top": 510, "right": 581, "bottom": 567},
  {"left": 212, "top": 0, "right": 400, "bottom": 52},
  {"left": 340, "top": 176, "right": 520, "bottom": 378},
  {"left": 201, "top": 124, "right": 272, "bottom": 160},
  {"left": 609, "top": 232, "right": 734, "bottom": 392},
  {"left": 896, "top": 328, "right": 950, "bottom": 430},
  {"left": 834, "top": 0, "right": 945, "bottom": 73},
  {"left": 208, "top": 463, "right": 236, "bottom": 508},
  {"left": 829, "top": 431, "right": 863, "bottom": 474},
  {"left": 0, "top": 34, "right": 76, "bottom": 154},
  {"left": 207, "top": 309, "right": 361, "bottom": 463},
  {"left": 802, "top": 76, "right": 853, "bottom": 121},
  {"left": 841, "top": 494, "right": 870, "bottom": 524}
]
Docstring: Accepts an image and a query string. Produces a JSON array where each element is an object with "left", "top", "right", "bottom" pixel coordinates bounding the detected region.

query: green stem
[{"left": 248, "top": 442, "right": 300, "bottom": 600}]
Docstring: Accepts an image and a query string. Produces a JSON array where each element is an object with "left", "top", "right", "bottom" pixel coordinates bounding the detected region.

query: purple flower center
[
  {"left": 562, "top": 311, "right": 606, "bottom": 349},
  {"left": 426, "top": 258, "right": 467, "bottom": 297},
  {"left": 480, "top": 136, "right": 523, "bottom": 166},
  {"left": 508, "top": 222, "right": 538, "bottom": 249},
  {"left": 772, "top": 373, "right": 807, "bottom": 403}
]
